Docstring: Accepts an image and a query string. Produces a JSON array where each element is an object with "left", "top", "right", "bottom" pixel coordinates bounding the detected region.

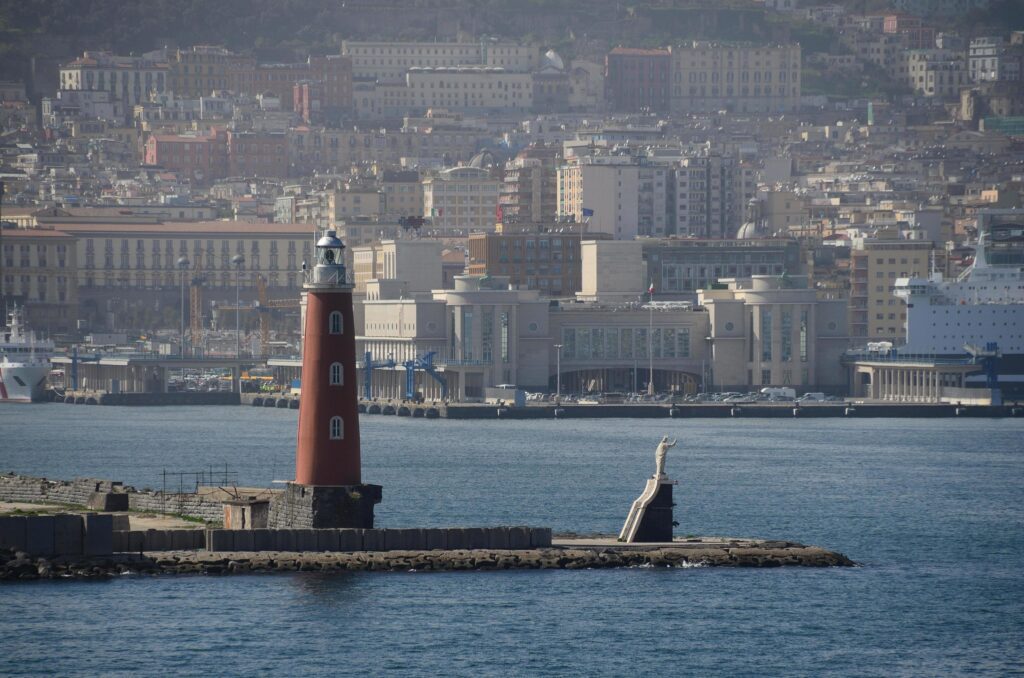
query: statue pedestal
[{"left": 619, "top": 476, "right": 675, "bottom": 543}]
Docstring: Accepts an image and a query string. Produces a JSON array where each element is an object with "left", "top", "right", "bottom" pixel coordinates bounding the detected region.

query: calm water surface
[{"left": 1, "top": 405, "right": 1022, "bottom": 676}]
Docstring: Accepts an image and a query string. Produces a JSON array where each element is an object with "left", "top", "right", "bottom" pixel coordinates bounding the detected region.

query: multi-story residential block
[
  {"left": 699, "top": 275, "right": 848, "bottom": 392},
  {"left": 466, "top": 224, "right": 608, "bottom": 296},
  {"left": 380, "top": 170, "right": 424, "bottom": 219},
  {"left": 498, "top": 144, "right": 560, "bottom": 225},
  {"left": 143, "top": 129, "right": 228, "bottom": 181},
  {"left": 882, "top": 14, "right": 935, "bottom": 50},
  {"left": 849, "top": 237, "right": 934, "bottom": 345},
  {"left": 605, "top": 48, "right": 671, "bottom": 113},
  {"left": 422, "top": 166, "right": 500, "bottom": 235},
  {"left": 328, "top": 184, "right": 384, "bottom": 223},
  {"left": 557, "top": 154, "right": 669, "bottom": 239},
  {"left": 1, "top": 228, "right": 78, "bottom": 333},
  {"left": 848, "top": 32, "right": 906, "bottom": 70},
  {"left": 669, "top": 43, "right": 801, "bottom": 114},
  {"left": 59, "top": 51, "right": 169, "bottom": 110},
  {"left": 904, "top": 49, "right": 969, "bottom": 98},
  {"left": 341, "top": 40, "right": 537, "bottom": 83},
  {"left": 234, "top": 56, "right": 353, "bottom": 113},
  {"left": 670, "top": 150, "right": 755, "bottom": 238},
  {"left": 226, "top": 130, "right": 288, "bottom": 179},
  {"left": 405, "top": 67, "right": 533, "bottom": 115},
  {"left": 169, "top": 46, "right": 238, "bottom": 98},
  {"left": 969, "top": 37, "right": 1022, "bottom": 83}
]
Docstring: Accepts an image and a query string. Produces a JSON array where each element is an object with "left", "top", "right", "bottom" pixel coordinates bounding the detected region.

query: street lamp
[
  {"left": 177, "top": 256, "right": 190, "bottom": 358},
  {"left": 232, "top": 254, "right": 245, "bottom": 358},
  {"left": 553, "top": 343, "right": 563, "bottom": 402}
]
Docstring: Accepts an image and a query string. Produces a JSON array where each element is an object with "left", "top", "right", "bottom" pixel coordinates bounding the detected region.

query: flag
[
  {"left": 648, "top": 280, "right": 655, "bottom": 297},
  {"left": 581, "top": 207, "right": 594, "bottom": 218},
  {"left": 496, "top": 204, "right": 503, "bottom": 222}
]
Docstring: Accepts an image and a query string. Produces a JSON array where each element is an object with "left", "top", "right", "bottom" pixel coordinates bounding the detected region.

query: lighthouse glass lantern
[{"left": 312, "top": 230, "right": 346, "bottom": 285}]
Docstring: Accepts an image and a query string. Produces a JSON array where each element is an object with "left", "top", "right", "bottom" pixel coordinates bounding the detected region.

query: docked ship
[
  {"left": 0, "top": 306, "right": 55, "bottom": 402},
  {"left": 894, "top": 229, "right": 1024, "bottom": 392}
]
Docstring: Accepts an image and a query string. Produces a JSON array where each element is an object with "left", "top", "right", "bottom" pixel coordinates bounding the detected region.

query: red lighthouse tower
[{"left": 274, "top": 230, "right": 381, "bottom": 528}]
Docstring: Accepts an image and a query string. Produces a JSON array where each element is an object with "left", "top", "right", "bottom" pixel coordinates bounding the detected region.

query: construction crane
[
  {"left": 255, "top": 274, "right": 300, "bottom": 358},
  {"left": 189, "top": 255, "right": 205, "bottom": 355}
]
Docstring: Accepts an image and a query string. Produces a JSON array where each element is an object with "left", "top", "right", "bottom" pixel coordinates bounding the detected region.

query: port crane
[
  {"left": 211, "top": 275, "right": 300, "bottom": 357},
  {"left": 362, "top": 350, "right": 448, "bottom": 401}
]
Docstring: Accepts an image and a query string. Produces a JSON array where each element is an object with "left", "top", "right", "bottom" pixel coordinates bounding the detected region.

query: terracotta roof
[
  {"left": 38, "top": 221, "right": 317, "bottom": 235},
  {"left": 609, "top": 47, "right": 670, "bottom": 57},
  {"left": 3, "top": 228, "right": 73, "bottom": 238}
]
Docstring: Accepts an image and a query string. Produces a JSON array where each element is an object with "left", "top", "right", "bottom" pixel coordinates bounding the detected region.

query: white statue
[{"left": 654, "top": 435, "right": 676, "bottom": 478}]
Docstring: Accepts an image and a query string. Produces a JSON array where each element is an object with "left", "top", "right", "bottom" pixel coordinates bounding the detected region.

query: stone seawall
[
  {"left": 0, "top": 473, "right": 228, "bottom": 523},
  {"left": 2, "top": 542, "right": 854, "bottom": 580}
]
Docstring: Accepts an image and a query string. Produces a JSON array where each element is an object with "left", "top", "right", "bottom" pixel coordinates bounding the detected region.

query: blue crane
[{"left": 402, "top": 351, "right": 448, "bottom": 401}]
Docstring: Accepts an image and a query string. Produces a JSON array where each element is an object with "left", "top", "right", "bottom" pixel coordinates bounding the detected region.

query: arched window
[
  {"left": 330, "top": 362, "right": 343, "bottom": 385},
  {"left": 329, "top": 416, "right": 344, "bottom": 440},
  {"left": 329, "top": 311, "right": 343, "bottom": 334}
]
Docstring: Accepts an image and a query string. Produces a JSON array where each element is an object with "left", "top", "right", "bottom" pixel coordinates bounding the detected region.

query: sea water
[{"left": 1, "top": 406, "right": 1022, "bottom": 675}]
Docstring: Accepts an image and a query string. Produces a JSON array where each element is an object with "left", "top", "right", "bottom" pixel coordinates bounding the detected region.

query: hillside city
[{"left": 1, "top": 0, "right": 1022, "bottom": 404}]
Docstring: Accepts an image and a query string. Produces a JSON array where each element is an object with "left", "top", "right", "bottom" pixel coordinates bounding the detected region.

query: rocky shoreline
[{"left": 2, "top": 541, "right": 855, "bottom": 580}]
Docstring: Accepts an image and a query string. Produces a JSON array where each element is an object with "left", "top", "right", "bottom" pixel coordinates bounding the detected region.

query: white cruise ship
[
  {"left": 894, "top": 230, "right": 1024, "bottom": 376},
  {"left": 0, "top": 307, "right": 55, "bottom": 402}
]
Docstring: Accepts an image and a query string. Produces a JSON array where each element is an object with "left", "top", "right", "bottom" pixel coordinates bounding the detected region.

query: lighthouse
[{"left": 272, "top": 230, "right": 381, "bottom": 529}]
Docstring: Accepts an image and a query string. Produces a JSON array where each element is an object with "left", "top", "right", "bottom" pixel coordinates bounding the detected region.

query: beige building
[
  {"left": 59, "top": 51, "right": 169, "bottom": 109},
  {"left": 423, "top": 166, "right": 500, "bottom": 235},
  {"left": 1, "top": 228, "right": 78, "bottom": 332},
  {"left": 699, "top": 276, "right": 848, "bottom": 392},
  {"left": 52, "top": 221, "right": 314, "bottom": 292},
  {"left": 904, "top": 49, "right": 969, "bottom": 98},
  {"left": 669, "top": 43, "right": 801, "bottom": 114},
  {"left": 406, "top": 67, "right": 533, "bottom": 114},
  {"left": 381, "top": 170, "right": 424, "bottom": 219},
  {"left": 849, "top": 238, "right": 933, "bottom": 345},
  {"left": 341, "top": 40, "right": 537, "bottom": 83},
  {"left": 359, "top": 275, "right": 550, "bottom": 400},
  {"left": 558, "top": 154, "right": 669, "bottom": 239},
  {"left": 351, "top": 239, "right": 443, "bottom": 294},
  {"left": 328, "top": 185, "right": 384, "bottom": 224}
]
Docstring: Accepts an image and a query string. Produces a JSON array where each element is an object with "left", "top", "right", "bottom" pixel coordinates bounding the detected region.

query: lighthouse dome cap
[{"left": 317, "top": 230, "right": 345, "bottom": 249}]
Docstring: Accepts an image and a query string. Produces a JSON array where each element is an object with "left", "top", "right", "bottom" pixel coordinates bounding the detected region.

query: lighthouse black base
[
  {"left": 619, "top": 477, "right": 675, "bottom": 543},
  {"left": 269, "top": 483, "right": 383, "bottom": 529}
]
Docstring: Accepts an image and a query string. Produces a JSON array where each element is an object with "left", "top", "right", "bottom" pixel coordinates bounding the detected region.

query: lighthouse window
[
  {"left": 329, "top": 416, "right": 344, "bottom": 440},
  {"left": 329, "top": 311, "right": 343, "bottom": 334},
  {"left": 330, "top": 362, "right": 343, "bottom": 385}
]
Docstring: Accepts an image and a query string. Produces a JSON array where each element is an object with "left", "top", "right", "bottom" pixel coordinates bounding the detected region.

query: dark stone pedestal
[
  {"left": 269, "top": 483, "right": 382, "bottom": 529},
  {"left": 619, "top": 478, "right": 675, "bottom": 543}
]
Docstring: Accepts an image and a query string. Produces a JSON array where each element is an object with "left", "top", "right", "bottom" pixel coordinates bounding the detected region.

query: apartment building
[
  {"left": 405, "top": 67, "right": 534, "bottom": 114},
  {"left": 59, "top": 51, "right": 169, "bottom": 109},
  {"left": 669, "top": 43, "right": 801, "bottom": 114},
  {"left": 422, "top": 166, "right": 500, "bottom": 235},
  {"left": 143, "top": 129, "right": 228, "bottom": 181},
  {"left": 466, "top": 224, "right": 607, "bottom": 296},
  {"left": 168, "top": 46, "right": 242, "bottom": 98},
  {"left": 849, "top": 238, "right": 933, "bottom": 345},
  {"left": 351, "top": 239, "right": 442, "bottom": 294},
  {"left": 380, "top": 170, "right": 424, "bottom": 219},
  {"left": 969, "top": 37, "right": 1022, "bottom": 83},
  {"left": 605, "top": 48, "right": 671, "bottom": 113},
  {"left": 498, "top": 144, "right": 560, "bottom": 225},
  {"left": 904, "top": 49, "right": 969, "bottom": 98},
  {"left": 671, "top": 151, "right": 755, "bottom": 238},
  {"left": 557, "top": 154, "right": 669, "bottom": 239}
]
